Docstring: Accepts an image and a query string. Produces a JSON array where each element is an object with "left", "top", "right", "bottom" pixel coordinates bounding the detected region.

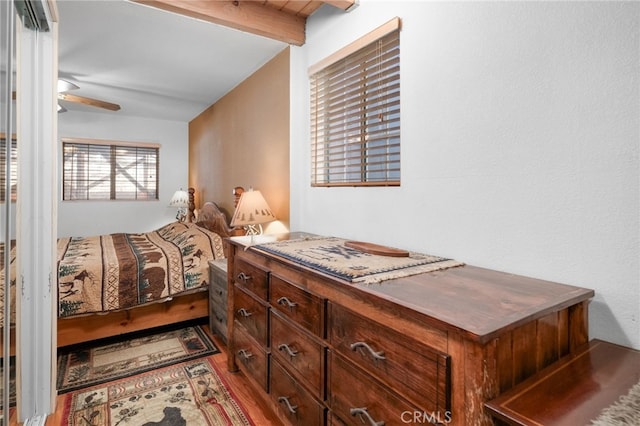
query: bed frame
[{"left": 57, "top": 195, "right": 237, "bottom": 347}]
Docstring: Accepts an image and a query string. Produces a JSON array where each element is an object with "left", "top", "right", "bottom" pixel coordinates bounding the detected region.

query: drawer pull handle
[
  {"left": 237, "top": 272, "right": 252, "bottom": 284},
  {"left": 237, "top": 349, "right": 253, "bottom": 360},
  {"left": 350, "top": 341, "right": 386, "bottom": 361},
  {"left": 278, "top": 343, "right": 299, "bottom": 358},
  {"left": 278, "top": 396, "right": 298, "bottom": 414},
  {"left": 350, "top": 407, "right": 385, "bottom": 426},
  {"left": 237, "top": 308, "right": 253, "bottom": 318},
  {"left": 277, "top": 296, "right": 298, "bottom": 309}
]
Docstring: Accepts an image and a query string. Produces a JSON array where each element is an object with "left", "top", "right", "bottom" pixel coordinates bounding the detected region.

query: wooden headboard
[
  {"left": 196, "top": 201, "right": 236, "bottom": 239},
  {"left": 187, "top": 186, "right": 245, "bottom": 243}
]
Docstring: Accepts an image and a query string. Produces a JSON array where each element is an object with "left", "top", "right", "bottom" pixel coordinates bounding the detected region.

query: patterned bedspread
[{"left": 57, "top": 222, "right": 225, "bottom": 318}]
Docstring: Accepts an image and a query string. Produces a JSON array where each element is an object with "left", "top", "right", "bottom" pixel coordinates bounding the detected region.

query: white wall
[
  {"left": 58, "top": 110, "right": 188, "bottom": 237},
  {"left": 291, "top": 1, "right": 639, "bottom": 348}
]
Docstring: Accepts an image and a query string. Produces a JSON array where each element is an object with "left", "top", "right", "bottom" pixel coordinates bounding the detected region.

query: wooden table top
[
  {"left": 234, "top": 232, "right": 595, "bottom": 343},
  {"left": 356, "top": 263, "right": 594, "bottom": 343},
  {"left": 230, "top": 232, "right": 594, "bottom": 344},
  {"left": 485, "top": 339, "right": 640, "bottom": 425}
]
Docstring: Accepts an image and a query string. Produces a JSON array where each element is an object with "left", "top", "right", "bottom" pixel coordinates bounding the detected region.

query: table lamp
[
  {"left": 169, "top": 189, "right": 189, "bottom": 222},
  {"left": 230, "top": 188, "right": 276, "bottom": 236}
]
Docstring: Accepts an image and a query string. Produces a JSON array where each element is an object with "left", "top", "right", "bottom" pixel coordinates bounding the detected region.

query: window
[
  {"left": 309, "top": 18, "right": 401, "bottom": 187},
  {"left": 0, "top": 134, "right": 17, "bottom": 202},
  {"left": 62, "top": 139, "right": 159, "bottom": 201}
]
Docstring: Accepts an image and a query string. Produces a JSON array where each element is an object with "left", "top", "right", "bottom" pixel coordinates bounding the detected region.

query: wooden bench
[{"left": 485, "top": 339, "right": 640, "bottom": 425}]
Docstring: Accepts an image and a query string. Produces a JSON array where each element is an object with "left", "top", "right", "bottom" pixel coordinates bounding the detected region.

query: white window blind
[
  {"left": 62, "top": 139, "right": 159, "bottom": 201},
  {"left": 310, "top": 18, "right": 401, "bottom": 187}
]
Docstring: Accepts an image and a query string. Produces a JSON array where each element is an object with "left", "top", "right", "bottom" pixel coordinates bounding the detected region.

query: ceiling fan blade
[
  {"left": 58, "top": 79, "right": 79, "bottom": 93},
  {"left": 58, "top": 93, "right": 121, "bottom": 111}
]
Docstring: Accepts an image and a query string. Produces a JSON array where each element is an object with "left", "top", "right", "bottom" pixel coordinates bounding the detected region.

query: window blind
[
  {"left": 310, "top": 18, "right": 401, "bottom": 187},
  {"left": 62, "top": 140, "right": 159, "bottom": 201}
]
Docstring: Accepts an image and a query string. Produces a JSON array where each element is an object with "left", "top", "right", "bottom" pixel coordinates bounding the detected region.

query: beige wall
[{"left": 189, "top": 48, "right": 290, "bottom": 232}]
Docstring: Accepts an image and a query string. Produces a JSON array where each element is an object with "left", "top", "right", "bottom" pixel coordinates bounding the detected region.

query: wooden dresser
[{"left": 226, "top": 233, "right": 594, "bottom": 426}]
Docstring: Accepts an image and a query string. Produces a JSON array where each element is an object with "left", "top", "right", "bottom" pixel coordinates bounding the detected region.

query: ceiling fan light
[{"left": 57, "top": 79, "right": 79, "bottom": 93}]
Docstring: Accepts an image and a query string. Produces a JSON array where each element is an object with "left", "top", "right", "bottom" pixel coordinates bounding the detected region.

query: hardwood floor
[{"left": 10, "top": 325, "right": 279, "bottom": 425}]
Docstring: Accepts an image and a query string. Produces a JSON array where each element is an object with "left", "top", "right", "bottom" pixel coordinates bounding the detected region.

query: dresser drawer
[
  {"left": 328, "top": 302, "right": 450, "bottom": 413},
  {"left": 234, "top": 256, "right": 268, "bottom": 300},
  {"left": 328, "top": 412, "right": 346, "bottom": 426},
  {"left": 209, "top": 261, "right": 227, "bottom": 307},
  {"left": 270, "top": 274, "right": 325, "bottom": 337},
  {"left": 271, "top": 310, "right": 326, "bottom": 400},
  {"left": 328, "top": 351, "right": 419, "bottom": 426},
  {"left": 209, "top": 259, "right": 227, "bottom": 286},
  {"left": 209, "top": 283, "right": 227, "bottom": 307},
  {"left": 209, "top": 259, "right": 228, "bottom": 342},
  {"left": 233, "top": 286, "right": 268, "bottom": 346},
  {"left": 270, "top": 357, "right": 326, "bottom": 426},
  {"left": 233, "top": 324, "right": 269, "bottom": 392},
  {"left": 209, "top": 307, "right": 227, "bottom": 342}
]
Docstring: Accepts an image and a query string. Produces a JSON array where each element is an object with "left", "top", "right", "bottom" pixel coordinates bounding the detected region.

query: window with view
[
  {"left": 309, "top": 18, "right": 401, "bottom": 187},
  {"left": 62, "top": 139, "right": 159, "bottom": 201}
]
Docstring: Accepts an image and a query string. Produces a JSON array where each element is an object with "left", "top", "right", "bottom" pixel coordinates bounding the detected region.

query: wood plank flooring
[{"left": 9, "top": 325, "right": 279, "bottom": 425}]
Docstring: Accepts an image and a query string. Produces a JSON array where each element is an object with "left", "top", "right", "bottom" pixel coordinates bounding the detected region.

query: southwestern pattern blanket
[{"left": 57, "top": 222, "right": 225, "bottom": 318}]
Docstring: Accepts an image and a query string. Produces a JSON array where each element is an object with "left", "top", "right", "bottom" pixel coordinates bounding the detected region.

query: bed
[{"left": 56, "top": 198, "right": 237, "bottom": 347}]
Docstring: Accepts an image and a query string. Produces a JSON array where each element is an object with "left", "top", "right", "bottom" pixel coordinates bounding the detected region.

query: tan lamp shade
[
  {"left": 169, "top": 189, "right": 189, "bottom": 208},
  {"left": 230, "top": 190, "right": 276, "bottom": 227}
]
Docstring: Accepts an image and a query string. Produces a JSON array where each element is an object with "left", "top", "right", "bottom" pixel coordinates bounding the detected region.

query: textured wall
[
  {"left": 190, "top": 48, "right": 290, "bottom": 232},
  {"left": 291, "top": 1, "right": 639, "bottom": 348}
]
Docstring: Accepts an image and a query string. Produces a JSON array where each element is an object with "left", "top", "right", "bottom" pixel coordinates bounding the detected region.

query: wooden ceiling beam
[
  {"left": 323, "top": 0, "right": 357, "bottom": 11},
  {"left": 133, "top": 0, "right": 307, "bottom": 45}
]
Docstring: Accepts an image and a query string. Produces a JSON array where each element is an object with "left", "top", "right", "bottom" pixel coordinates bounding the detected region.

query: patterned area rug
[
  {"left": 591, "top": 381, "right": 640, "bottom": 425},
  {"left": 62, "top": 356, "right": 253, "bottom": 425},
  {"left": 57, "top": 325, "right": 219, "bottom": 393},
  {"left": 255, "top": 236, "right": 464, "bottom": 284}
]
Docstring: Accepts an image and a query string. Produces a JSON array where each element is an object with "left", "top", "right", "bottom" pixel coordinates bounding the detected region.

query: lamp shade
[
  {"left": 169, "top": 189, "right": 189, "bottom": 208},
  {"left": 230, "top": 190, "right": 276, "bottom": 227}
]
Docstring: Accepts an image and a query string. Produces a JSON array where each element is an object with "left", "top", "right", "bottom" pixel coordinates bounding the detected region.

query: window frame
[
  {"left": 61, "top": 138, "right": 160, "bottom": 201},
  {"left": 309, "top": 17, "right": 401, "bottom": 187}
]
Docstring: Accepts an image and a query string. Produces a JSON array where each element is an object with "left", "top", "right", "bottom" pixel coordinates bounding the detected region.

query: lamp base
[
  {"left": 244, "top": 224, "right": 263, "bottom": 236},
  {"left": 176, "top": 207, "right": 187, "bottom": 222}
]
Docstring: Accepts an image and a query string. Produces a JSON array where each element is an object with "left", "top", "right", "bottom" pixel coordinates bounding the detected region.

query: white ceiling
[{"left": 57, "top": 0, "right": 288, "bottom": 122}]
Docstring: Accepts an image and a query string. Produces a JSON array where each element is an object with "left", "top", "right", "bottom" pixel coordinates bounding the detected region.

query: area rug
[
  {"left": 255, "top": 236, "right": 464, "bottom": 284},
  {"left": 57, "top": 325, "right": 219, "bottom": 394},
  {"left": 61, "top": 356, "right": 253, "bottom": 425},
  {"left": 591, "top": 381, "right": 640, "bottom": 425}
]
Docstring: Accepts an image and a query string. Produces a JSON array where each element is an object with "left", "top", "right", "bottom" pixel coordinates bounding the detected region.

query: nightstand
[{"left": 208, "top": 259, "right": 228, "bottom": 343}]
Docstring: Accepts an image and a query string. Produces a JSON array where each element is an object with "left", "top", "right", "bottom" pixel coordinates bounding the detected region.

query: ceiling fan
[{"left": 57, "top": 79, "right": 121, "bottom": 113}]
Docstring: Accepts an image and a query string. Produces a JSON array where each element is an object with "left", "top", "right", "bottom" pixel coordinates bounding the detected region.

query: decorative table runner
[{"left": 255, "top": 236, "right": 463, "bottom": 284}]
